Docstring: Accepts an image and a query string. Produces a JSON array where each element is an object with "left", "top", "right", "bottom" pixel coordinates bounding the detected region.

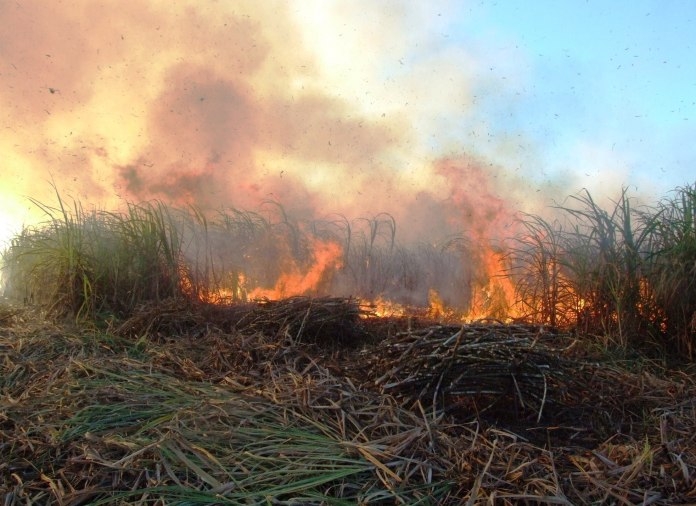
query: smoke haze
[{"left": 1, "top": 0, "right": 556, "bottom": 252}]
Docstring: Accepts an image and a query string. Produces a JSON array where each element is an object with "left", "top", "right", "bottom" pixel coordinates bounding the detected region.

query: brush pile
[
  {"left": 2, "top": 297, "right": 696, "bottom": 504},
  {"left": 368, "top": 323, "right": 572, "bottom": 420},
  {"left": 115, "top": 296, "right": 372, "bottom": 346}
]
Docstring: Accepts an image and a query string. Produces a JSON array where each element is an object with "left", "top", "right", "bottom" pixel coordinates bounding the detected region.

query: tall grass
[
  {"left": 2, "top": 193, "right": 187, "bottom": 320},
  {"left": 508, "top": 214, "right": 574, "bottom": 327},
  {"left": 1, "top": 192, "right": 480, "bottom": 320},
  {"left": 559, "top": 188, "right": 656, "bottom": 344},
  {"left": 643, "top": 184, "right": 696, "bottom": 356},
  {"left": 332, "top": 216, "right": 472, "bottom": 308},
  {"left": 6, "top": 183, "right": 694, "bottom": 357},
  {"left": 512, "top": 184, "right": 696, "bottom": 357}
]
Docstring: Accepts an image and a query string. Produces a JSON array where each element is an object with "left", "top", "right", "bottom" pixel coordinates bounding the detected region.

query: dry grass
[
  {"left": 2, "top": 298, "right": 695, "bottom": 504},
  {"left": 2, "top": 185, "right": 696, "bottom": 503}
]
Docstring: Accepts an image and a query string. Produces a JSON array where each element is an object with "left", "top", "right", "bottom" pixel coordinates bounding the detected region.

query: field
[{"left": 1, "top": 185, "right": 696, "bottom": 504}]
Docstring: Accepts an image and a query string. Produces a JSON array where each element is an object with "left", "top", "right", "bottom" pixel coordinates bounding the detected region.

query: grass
[
  {"left": 1, "top": 305, "right": 459, "bottom": 504},
  {"left": 511, "top": 183, "right": 696, "bottom": 358},
  {"left": 1, "top": 300, "right": 695, "bottom": 504},
  {"left": 645, "top": 184, "right": 696, "bottom": 355},
  {"left": 2, "top": 189, "right": 187, "bottom": 319},
  {"left": 1, "top": 183, "right": 696, "bottom": 503},
  {"left": 2, "top": 182, "right": 694, "bottom": 350},
  {"left": 1, "top": 190, "right": 480, "bottom": 321}
]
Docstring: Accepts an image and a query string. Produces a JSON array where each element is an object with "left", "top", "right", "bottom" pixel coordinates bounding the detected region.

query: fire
[
  {"left": 175, "top": 220, "right": 531, "bottom": 327},
  {"left": 363, "top": 296, "right": 408, "bottom": 318},
  {"left": 362, "top": 248, "right": 521, "bottom": 323},
  {"left": 180, "top": 237, "right": 344, "bottom": 303},
  {"left": 247, "top": 238, "right": 343, "bottom": 299},
  {"left": 427, "top": 288, "right": 446, "bottom": 319},
  {"left": 206, "top": 272, "right": 249, "bottom": 304},
  {"left": 466, "top": 245, "right": 519, "bottom": 321}
]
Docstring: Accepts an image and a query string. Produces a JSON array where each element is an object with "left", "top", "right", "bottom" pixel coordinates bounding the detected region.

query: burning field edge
[{"left": 1, "top": 296, "right": 696, "bottom": 504}]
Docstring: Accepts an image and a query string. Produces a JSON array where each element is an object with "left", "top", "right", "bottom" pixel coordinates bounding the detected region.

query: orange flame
[
  {"left": 363, "top": 296, "right": 407, "bottom": 318},
  {"left": 179, "top": 238, "right": 344, "bottom": 304},
  {"left": 465, "top": 246, "right": 518, "bottom": 320},
  {"left": 247, "top": 238, "right": 343, "bottom": 299},
  {"left": 181, "top": 220, "right": 524, "bottom": 325}
]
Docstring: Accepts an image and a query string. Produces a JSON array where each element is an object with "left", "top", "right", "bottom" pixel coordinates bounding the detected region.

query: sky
[{"left": 1, "top": 0, "right": 695, "bottom": 250}]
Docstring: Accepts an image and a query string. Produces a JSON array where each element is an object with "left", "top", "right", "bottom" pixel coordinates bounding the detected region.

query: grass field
[{"left": 1, "top": 185, "right": 695, "bottom": 504}]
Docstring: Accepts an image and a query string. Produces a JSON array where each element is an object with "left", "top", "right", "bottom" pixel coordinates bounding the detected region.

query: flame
[
  {"left": 0, "top": 1, "right": 551, "bottom": 328},
  {"left": 426, "top": 288, "right": 446, "bottom": 319},
  {"left": 466, "top": 246, "right": 518, "bottom": 321},
  {"left": 203, "top": 272, "right": 249, "bottom": 304},
  {"left": 247, "top": 238, "right": 343, "bottom": 300},
  {"left": 177, "top": 232, "right": 529, "bottom": 325},
  {"left": 180, "top": 238, "right": 343, "bottom": 303},
  {"left": 426, "top": 288, "right": 464, "bottom": 322},
  {"left": 363, "top": 296, "right": 407, "bottom": 318},
  {"left": 363, "top": 258, "right": 521, "bottom": 324}
]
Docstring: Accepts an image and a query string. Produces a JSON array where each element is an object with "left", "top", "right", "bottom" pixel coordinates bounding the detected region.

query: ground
[{"left": 2, "top": 297, "right": 695, "bottom": 504}]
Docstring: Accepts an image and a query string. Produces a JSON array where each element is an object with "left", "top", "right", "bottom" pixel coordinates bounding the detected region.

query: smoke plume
[{"left": 1, "top": 1, "right": 547, "bottom": 235}]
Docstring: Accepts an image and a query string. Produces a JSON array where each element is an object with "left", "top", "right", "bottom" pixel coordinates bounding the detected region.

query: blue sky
[
  {"left": 294, "top": 0, "right": 696, "bottom": 202},
  {"left": 455, "top": 0, "right": 696, "bottom": 192}
]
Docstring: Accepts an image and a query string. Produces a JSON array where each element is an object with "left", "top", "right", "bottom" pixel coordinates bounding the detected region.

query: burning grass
[
  {"left": 2, "top": 298, "right": 695, "bottom": 504},
  {"left": 2, "top": 185, "right": 696, "bottom": 503},
  {"left": 4, "top": 183, "right": 696, "bottom": 357},
  {"left": 511, "top": 184, "right": 696, "bottom": 357},
  {"left": 0, "top": 187, "right": 477, "bottom": 323}
]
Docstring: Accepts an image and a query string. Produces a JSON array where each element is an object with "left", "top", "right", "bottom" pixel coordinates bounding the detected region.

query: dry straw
[
  {"left": 2, "top": 298, "right": 695, "bottom": 504},
  {"left": 2, "top": 185, "right": 696, "bottom": 503}
]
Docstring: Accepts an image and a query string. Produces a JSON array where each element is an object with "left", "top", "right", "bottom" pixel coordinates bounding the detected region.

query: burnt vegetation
[{"left": 1, "top": 183, "right": 696, "bottom": 504}]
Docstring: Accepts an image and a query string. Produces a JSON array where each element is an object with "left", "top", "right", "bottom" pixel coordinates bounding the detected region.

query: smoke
[{"left": 0, "top": 0, "right": 552, "bottom": 263}]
